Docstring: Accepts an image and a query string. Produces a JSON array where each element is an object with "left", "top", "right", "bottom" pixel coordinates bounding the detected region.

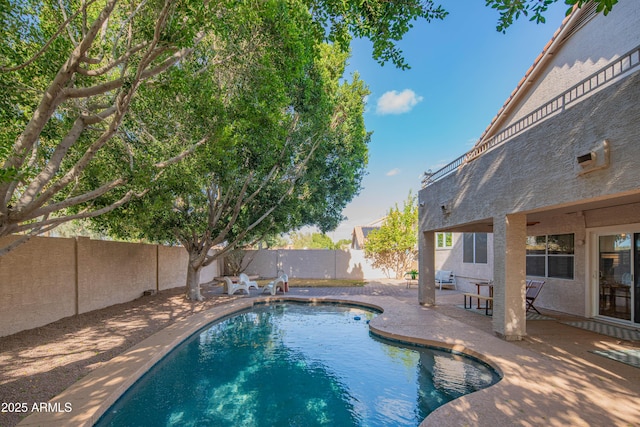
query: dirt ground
[{"left": 0, "top": 284, "right": 235, "bottom": 427}]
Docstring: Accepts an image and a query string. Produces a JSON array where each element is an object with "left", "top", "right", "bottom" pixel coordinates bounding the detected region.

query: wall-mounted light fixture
[{"left": 419, "top": 201, "right": 425, "bottom": 207}]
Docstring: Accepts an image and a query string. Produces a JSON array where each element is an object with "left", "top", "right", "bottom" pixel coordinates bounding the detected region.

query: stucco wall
[
  {"left": 0, "top": 236, "right": 76, "bottom": 338},
  {"left": 0, "top": 237, "right": 218, "bottom": 337},
  {"left": 420, "top": 72, "right": 640, "bottom": 317},
  {"left": 158, "top": 245, "right": 187, "bottom": 291},
  {"left": 420, "top": 71, "right": 640, "bottom": 232},
  {"left": 242, "top": 250, "right": 279, "bottom": 277},
  {"left": 525, "top": 213, "right": 588, "bottom": 316},
  {"left": 239, "top": 249, "right": 388, "bottom": 280},
  {"left": 344, "top": 249, "right": 388, "bottom": 279},
  {"left": 282, "top": 250, "right": 336, "bottom": 279},
  {"left": 503, "top": 1, "right": 640, "bottom": 128},
  {"left": 77, "top": 238, "right": 157, "bottom": 314},
  {"left": 435, "top": 233, "right": 494, "bottom": 292}
]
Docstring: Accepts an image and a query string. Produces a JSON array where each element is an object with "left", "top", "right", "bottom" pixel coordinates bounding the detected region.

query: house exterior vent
[{"left": 560, "top": 2, "right": 599, "bottom": 44}]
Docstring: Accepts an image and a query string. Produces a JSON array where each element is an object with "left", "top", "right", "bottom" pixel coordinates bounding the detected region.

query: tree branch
[
  {"left": 77, "top": 41, "right": 149, "bottom": 76},
  {"left": 0, "top": 0, "right": 119, "bottom": 201},
  {"left": 0, "top": 0, "right": 96, "bottom": 72},
  {"left": 154, "top": 136, "right": 209, "bottom": 168},
  {"left": 27, "top": 177, "right": 127, "bottom": 220},
  {"left": 13, "top": 187, "right": 146, "bottom": 235}
]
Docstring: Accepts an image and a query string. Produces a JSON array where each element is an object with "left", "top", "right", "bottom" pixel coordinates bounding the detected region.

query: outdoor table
[
  {"left": 474, "top": 282, "right": 493, "bottom": 309},
  {"left": 405, "top": 273, "right": 418, "bottom": 288}
]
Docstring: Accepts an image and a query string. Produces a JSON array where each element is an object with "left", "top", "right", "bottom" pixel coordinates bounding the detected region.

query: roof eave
[{"left": 475, "top": 5, "right": 582, "bottom": 145}]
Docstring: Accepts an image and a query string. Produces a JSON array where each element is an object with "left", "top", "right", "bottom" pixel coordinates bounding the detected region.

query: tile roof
[{"left": 473, "top": 4, "right": 586, "bottom": 148}]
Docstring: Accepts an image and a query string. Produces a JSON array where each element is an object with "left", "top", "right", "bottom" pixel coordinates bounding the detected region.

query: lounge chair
[
  {"left": 239, "top": 273, "right": 259, "bottom": 290},
  {"left": 526, "top": 280, "right": 545, "bottom": 314},
  {"left": 223, "top": 277, "right": 250, "bottom": 295},
  {"left": 262, "top": 274, "right": 288, "bottom": 295},
  {"left": 435, "top": 270, "right": 457, "bottom": 290}
]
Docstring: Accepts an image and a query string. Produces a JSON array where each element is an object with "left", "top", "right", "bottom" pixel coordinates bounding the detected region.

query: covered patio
[{"left": 419, "top": 191, "right": 640, "bottom": 341}]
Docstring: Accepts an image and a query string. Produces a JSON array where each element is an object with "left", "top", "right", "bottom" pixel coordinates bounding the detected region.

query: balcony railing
[{"left": 422, "top": 44, "right": 640, "bottom": 188}]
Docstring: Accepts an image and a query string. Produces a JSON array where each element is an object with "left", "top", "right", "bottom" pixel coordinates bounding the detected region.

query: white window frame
[
  {"left": 436, "top": 232, "right": 453, "bottom": 249},
  {"left": 526, "top": 234, "right": 575, "bottom": 280},
  {"left": 463, "top": 233, "right": 487, "bottom": 264}
]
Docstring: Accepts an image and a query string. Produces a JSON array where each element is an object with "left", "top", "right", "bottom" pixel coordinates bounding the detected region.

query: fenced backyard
[{"left": 0, "top": 237, "right": 388, "bottom": 337}]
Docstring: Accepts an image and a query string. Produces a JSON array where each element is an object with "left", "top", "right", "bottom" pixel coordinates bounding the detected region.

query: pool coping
[
  {"left": 16, "top": 294, "right": 640, "bottom": 427},
  {"left": 18, "top": 296, "right": 390, "bottom": 427}
]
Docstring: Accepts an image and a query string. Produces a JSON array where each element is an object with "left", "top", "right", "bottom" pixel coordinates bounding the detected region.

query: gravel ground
[{"left": 0, "top": 284, "right": 236, "bottom": 427}]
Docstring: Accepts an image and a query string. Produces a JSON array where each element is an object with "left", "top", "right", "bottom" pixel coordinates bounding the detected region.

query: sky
[{"left": 322, "top": 0, "right": 570, "bottom": 242}]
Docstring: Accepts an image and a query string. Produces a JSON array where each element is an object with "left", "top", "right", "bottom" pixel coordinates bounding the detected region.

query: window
[
  {"left": 463, "top": 233, "right": 487, "bottom": 264},
  {"left": 436, "top": 232, "right": 453, "bottom": 249},
  {"left": 526, "top": 234, "right": 574, "bottom": 279}
]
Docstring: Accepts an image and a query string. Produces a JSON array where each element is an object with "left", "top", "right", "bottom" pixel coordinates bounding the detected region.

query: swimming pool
[{"left": 96, "top": 302, "right": 499, "bottom": 426}]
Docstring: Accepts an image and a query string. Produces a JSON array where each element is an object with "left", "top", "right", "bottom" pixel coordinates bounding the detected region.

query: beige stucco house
[
  {"left": 350, "top": 217, "right": 385, "bottom": 250},
  {"left": 418, "top": 0, "right": 640, "bottom": 340},
  {"left": 431, "top": 232, "right": 494, "bottom": 286}
]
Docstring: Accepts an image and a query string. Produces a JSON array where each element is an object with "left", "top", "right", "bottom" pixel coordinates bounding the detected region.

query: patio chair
[
  {"left": 223, "top": 277, "right": 250, "bottom": 296},
  {"left": 526, "top": 280, "right": 545, "bottom": 314},
  {"left": 262, "top": 274, "right": 288, "bottom": 295},
  {"left": 435, "top": 270, "right": 457, "bottom": 290},
  {"left": 239, "top": 273, "right": 259, "bottom": 290}
]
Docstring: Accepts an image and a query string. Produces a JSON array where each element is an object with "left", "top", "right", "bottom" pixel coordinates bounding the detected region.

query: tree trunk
[
  {"left": 395, "top": 257, "right": 403, "bottom": 280},
  {"left": 185, "top": 261, "right": 203, "bottom": 301}
]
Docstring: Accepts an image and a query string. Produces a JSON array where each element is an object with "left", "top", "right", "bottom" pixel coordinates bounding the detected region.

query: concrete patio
[{"left": 17, "top": 280, "right": 640, "bottom": 427}]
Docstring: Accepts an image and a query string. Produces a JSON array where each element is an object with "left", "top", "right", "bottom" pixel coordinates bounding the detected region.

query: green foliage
[
  {"left": 309, "top": 0, "right": 448, "bottom": 69},
  {"left": 261, "top": 234, "right": 290, "bottom": 249},
  {"left": 224, "top": 248, "right": 247, "bottom": 276},
  {"left": 485, "top": 0, "right": 618, "bottom": 32},
  {"left": 89, "top": 1, "right": 370, "bottom": 301},
  {"left": 0, "top": 0, "right": 220, "bottom": 254},
  {"left": 1, "top": 0, "right": 621, "bottom": 257},
  {"left": 335, "top": 239, "right": 352, "bottom": 249},
  {"left": 290, "top": 232, "right": 339, "bottom": 250},
  {"left": 1, "top": 0, "right": 419, "bottom": 255},
  {"left": 364, "top": 192, "right": 418, "bottom": 279},
  {"left": 49, "top": 219, "right": 108, "bottom": 240}
]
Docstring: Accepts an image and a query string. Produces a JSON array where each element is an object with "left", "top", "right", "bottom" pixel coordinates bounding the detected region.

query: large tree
[
  {"left": 364, "top": 193, "right": 418, "bottom": 279},
  {"left": 0, "top": 0, "right": 219, "bottom": 254},
  {"left": 0, "top": 0, "right": 618, "bottom": 256},
  {"left": 92, "top": 24, "right": 371, "bottom": 300},
  {"left": 0, "top": 0, "right": 449, "bottom": 256}
]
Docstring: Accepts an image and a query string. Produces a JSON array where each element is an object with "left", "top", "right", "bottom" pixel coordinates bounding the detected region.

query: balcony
[{"left": 422, "top": 44, "right": 640, "bottom": 188}]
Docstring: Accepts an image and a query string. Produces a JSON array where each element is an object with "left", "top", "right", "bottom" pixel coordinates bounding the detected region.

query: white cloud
[
  {"left": 386, "top": 168, "right": 400, "bottom": 176},
  {"left": 376, "top": 89, "right": 423, "bottom": 115}
]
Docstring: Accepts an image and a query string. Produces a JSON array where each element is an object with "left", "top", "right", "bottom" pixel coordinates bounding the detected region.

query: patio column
[
  {"left": 492, "top": 214, "right": 527, "bottom": 340},
  {"left": 419, "top": 230, "right": 436, "bottom": 306}
]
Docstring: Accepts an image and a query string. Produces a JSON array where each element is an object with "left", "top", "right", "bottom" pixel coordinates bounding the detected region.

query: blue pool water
[{"left": 96, "top": 303, "right": 499, "bottom": 426}]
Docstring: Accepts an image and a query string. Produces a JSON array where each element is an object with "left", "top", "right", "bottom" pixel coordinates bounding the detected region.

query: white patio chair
[
  {"left": 239, "top": 273, "right": 259, "bottom": 290},
  {"left": 262, "top": 274, "right": 288, "bottom": 295},
  {"left": 435, "top": 270, "right": 457, "bottom": 290},
  {"left": 223, "top": 277, "right": 250, "bottom": 295}
]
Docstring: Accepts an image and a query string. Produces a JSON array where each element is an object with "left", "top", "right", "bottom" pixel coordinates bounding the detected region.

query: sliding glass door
[
  {"left": 597, "top": 233, "right": 637, "bottom": 323},
  {"left": 635, "top": 234, "right": 640, "bottom": 324}
]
